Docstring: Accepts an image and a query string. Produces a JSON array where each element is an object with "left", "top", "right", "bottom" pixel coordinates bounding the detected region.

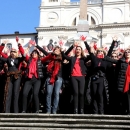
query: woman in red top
[{"left": 62, "top": 45, "right": 89, "bottom": 114}]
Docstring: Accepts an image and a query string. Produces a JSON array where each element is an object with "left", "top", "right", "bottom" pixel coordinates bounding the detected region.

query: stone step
[
  {"left": 0, "top": 123, "right": 130, "bottom": 129},
  {"left": 0, "top": 114, "right": 130, "bottom": 129},
  {"left": 0, "top": 114, "right": 130, "bottom": 120},
  {"left": 0, "top": 118, "right": 130, "bottom": 125},
  {"left": 0, "top": 128, "right": 118, "bottom": 130}
]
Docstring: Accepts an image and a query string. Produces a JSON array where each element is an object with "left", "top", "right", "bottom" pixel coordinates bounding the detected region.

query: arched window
[
  {"left": 71, "top": 14, "right": 96, "bottom": 26},
  {"left": 72, "top": 18, "right": 76, "bottom": 25},
  {"left": 7, "top": 43, "right": 12, "bottom": 51},
  {"left": 91, "top": 17, "right": 96, "bottom": 25}
]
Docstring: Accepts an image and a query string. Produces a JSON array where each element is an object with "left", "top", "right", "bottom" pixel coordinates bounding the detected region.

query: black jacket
[
  {"left": 104, "top": 56, "right": 128, "bottom": 92},
  {"left": 61, "top": 52, "right": 89, "bottom": 75},
  {"left": 26, "top": 58, "right": 44, "bottom": 79},
  {"left": 0, "top": 57, "right": 24, "bottom": 72},
  {"left": 84, "top": 41, "right": 115, "bottom": 74},
  {"left": 0, "top": 59, "right": 4, "bottom": 71},
  {"left": 36, "top": 44, "right": 74, "bottom": 78}
]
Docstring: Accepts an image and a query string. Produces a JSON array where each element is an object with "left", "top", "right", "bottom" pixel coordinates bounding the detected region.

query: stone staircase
[{"left": 0, "top": 114, "right": 130, "bottom": 130}]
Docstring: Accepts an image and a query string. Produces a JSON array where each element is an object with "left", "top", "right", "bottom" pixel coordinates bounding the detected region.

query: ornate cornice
[
  {"left": 36, "top": 26, "right": 77, "bottom": 32},
  {"left": 36, "top": 23, "right": 130, "bottom": 32},
  {"left": 98, "top": 22, "right": 130, "bottom": 28}
]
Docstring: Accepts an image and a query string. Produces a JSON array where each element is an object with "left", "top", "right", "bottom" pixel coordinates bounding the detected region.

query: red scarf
[
  {"left": 28, "top": 58, "right": 38, "bottom": 78},
  {"left": 47, "top": 55, "right": 61, "bottom": 84},
  {"left": 124, "top": 60, "right": 130, "bottom": 93},
  {"left": 97, "top": 54, "right": 104, "bottom": 59}
]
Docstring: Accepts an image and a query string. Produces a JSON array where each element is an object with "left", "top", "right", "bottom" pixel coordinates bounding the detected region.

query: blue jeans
[{"left": 46, "top": 77, "right": 62, "bottom": 113}]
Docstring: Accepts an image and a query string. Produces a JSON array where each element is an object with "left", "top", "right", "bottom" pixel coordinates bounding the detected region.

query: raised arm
[
  {"left": 84, "top": 41, "right": 91, "bottom": 53},
  {"left": 107, "top": 36, "right": 118, "bottom": 56},
  {"left": 0, "top": 52, "right": 8, "bottom": 58},
  {"left": 0, "top": 43, "right": 5, "bottom": 53},
  {"left": 64, "top": 45, "right": 74, "bottom": 55},
  {"left": 0, "top": 39, "right": 8, "bottom": 53},
  {"left": 18, "top": 44, "right": 29, "bottom": 61},
  {"left": 84, "top": 41, "right": 96, "bottom": 61},
  {"left": 104, "top": 56, "right": 118, "bottom": 64},
  {"left": 61, "top": 51, "right": 71, "bottom": 61},
  {"left": 41, "top": 53, "right": 54, "bottom": 63},
  {"left": 35, "top": 45, "right": 49, "bottom": 56}
]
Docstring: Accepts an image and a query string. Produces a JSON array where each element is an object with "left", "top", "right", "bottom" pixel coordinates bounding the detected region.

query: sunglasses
[
  {"left": 11, "top": 51, "right": 17, "bottom": 53},
  {"left": 97, "top": 50, "right": 103, "bottom": 52}
]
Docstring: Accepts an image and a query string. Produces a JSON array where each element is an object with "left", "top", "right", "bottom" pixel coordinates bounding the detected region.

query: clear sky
[{"left": 0, "top": 0, "right": 79, "bottom": 34}]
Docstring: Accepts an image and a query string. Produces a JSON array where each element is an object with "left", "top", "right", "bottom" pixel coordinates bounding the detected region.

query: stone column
[
  {"left": 77, "top": 0, "right": 91, "bottom": 41},
  {"left": 79, "top": 0, "right": 87, "bottom": 20},
  {"left": 123, "top": 32, "right": 130, "bottom": 48}
]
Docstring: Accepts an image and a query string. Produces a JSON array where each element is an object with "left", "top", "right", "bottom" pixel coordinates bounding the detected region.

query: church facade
[{"left": 36, "top": 0, "right": 130, "bottom": 50}]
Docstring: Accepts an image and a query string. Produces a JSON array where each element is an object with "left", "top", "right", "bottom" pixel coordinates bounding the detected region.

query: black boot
[
  {"left": 74, "top": 109, "right": 78, "bottom": 114},
  {"left": 80, "top": 109, "right": 84, "bottom": 114}
]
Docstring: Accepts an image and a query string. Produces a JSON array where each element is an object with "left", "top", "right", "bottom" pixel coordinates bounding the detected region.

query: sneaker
[
  {"left": 46, "top": 112, "right": 51, "bottom": 114},
  {"left": 52, "top": 112, "right": 56, "bottom": 114}
]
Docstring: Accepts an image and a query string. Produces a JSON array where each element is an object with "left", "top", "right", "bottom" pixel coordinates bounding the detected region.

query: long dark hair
[
  {"left": 75, "top": 46, "right": 85, "bottom": 57},
  {"left": 30, "top": 50, "right": 40, "bottom": 58},
  {"left": 53, "top": 46, "right": 62, "bottom": 61}
]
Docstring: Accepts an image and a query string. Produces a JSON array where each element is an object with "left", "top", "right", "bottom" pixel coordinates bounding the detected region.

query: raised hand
[
  {"left": 59, "top": 40, "right": 64, "bottom": 46},
  {"left": 2, "top": 39, "right": 8, "bottom": 44},
  {"left": 93, "top": 42, "right": 97, "bottom": 50},
  {"left": 112, "top": 35, "right": 118, "bottom": 41},
  {"left": 89, "top": 42, "right": 94, "bottom": 48},
  {"left": 80, "top": 35, "right": 87, "bottom": 41},
  {"left": 61, "top": 48, "right": 64, "bottom": 52},
  {"left": 73, "top": 41, "right": 79, "bottom": 47},
  {"left": 29, "top": 40, "right": 36, "bottom": 46},
  {"left": 16, "top": 36, "right": 19, "bottom": 43}
]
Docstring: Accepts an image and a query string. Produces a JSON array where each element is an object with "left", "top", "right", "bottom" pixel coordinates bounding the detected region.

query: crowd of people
[{"left": 0, "top": 36, "right": 129, "bottom": 115}]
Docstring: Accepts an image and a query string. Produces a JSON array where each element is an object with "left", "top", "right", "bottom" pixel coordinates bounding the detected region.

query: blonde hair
[{"left": 96, "top": 48, "right": 106, "bottom": 56}]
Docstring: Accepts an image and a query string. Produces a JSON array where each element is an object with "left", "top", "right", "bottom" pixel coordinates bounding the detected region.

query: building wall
[
  {"left": 37, "top": 0, "right": 130, "bottom": 49},
  {"left": 0, "top": 34, "right": 37, "bottom": 52}
]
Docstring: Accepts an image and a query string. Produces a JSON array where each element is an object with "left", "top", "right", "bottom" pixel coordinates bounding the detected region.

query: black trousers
[
  {"left": 22, "top": 77, "right": 41, "bottom": 112},
  {"left": 116, "top": 90, "right": 126, "bottom": 115},
  {"left": 71, "top": 76, "right": 85, "bottom": 110},
  {"left": 127, "top": 91, "right": 130, "bottom": 114},
  {"left": 5, "top": 76, "right": 21, "bottom": 113},
  {"left": 91, "top": 77, "right": 104, "bottom": 114},
  {"left": 0, "top": 74, "right": 6, "bottom": 113}
]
